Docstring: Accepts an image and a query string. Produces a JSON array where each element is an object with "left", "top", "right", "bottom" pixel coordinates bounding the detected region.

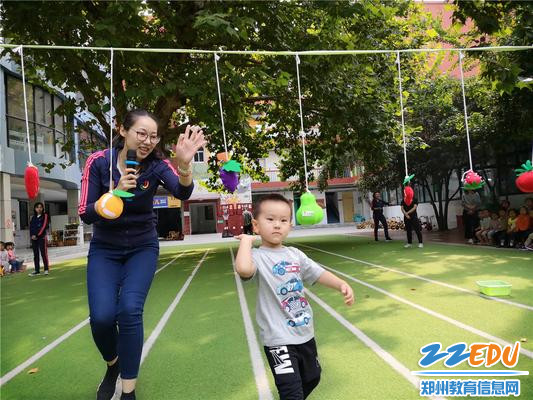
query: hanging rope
[
  {"left": 458, "top": 50, "right": 474, "bottom": 172},
  {"left": 14, "top": 45, "right": 32, "bottom": 163},
  {"left": 108, "top": 48, "right": 114, "bottom": 191},
  {"left": 214, "top": 53, "right": 228, "bottom": 155},
  {"left": 2, "top": 43, "right": 531, "bottom": 55},
  {"left": 396, "top": 51, "right": 409, "bottom": 179},
  {"left": 295, "top": 54, "right": 309, "bottom": 191}
]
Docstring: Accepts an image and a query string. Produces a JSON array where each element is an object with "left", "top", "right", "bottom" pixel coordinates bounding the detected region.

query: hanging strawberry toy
[
  {"left": 515, "top": 160, "right": 533, "bottom": 193},
  {"left": 462, "top": 170, "right": 485, "bottom": 191}
]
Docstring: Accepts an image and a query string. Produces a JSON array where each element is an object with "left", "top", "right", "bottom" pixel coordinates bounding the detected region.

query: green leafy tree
[{"left": 1, "top": 0, "right": 437, "bottom": 192}]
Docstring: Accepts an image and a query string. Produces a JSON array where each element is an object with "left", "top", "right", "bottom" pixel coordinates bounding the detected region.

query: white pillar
[{"left": 0, "top": 172, "right": 14, "bottom": 242}]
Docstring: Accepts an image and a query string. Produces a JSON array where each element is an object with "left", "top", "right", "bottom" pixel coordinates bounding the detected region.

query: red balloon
[
  {"left": 24, "top": 164, "right": 40, "bottom": 199},
  {"left": 404, "top": 186, "right": 414, "bottom": 206}
]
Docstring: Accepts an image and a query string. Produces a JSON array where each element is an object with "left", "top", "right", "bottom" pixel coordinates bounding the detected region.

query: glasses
[{"left": 134, "top": 130, "right": 160, "bottom": 144}]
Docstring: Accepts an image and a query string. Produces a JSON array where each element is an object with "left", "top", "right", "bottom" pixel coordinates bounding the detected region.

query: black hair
[
  {"left": 253, "top": 193, "right": 293, "bottom": 219},
  {"left": 33, "top": 202, "right": 44, "bottom": 215},
  {"left": 373, "top": 191, "right": 380, "bottom": 198},
  {"left": 113, "top": 109, "right": 166, "bottom": 167}
]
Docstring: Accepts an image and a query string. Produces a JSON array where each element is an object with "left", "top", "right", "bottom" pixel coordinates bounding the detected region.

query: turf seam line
[
  {"left": 140, "top": 250, "right": 209, "bottom": 365},
  {"left": 0, "top": 252, "right": 187, "bottom": 387},
  {"left": 306, "top": 289, "right": 447, "bottom": 400},
  {"left": 230, "top": 247, "right": 274, "bottom": 400},
  {"left": 297, "top": 243, "right": 533, "bottom": 312},
  {"left": 317, "top": 262, "right": 533, "bottom": 360}
]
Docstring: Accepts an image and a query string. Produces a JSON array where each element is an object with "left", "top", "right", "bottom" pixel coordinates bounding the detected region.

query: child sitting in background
[
  {"left": 0, "top": 241, "right": 9, "bottom": 275},
  {"left": 524, "top": 232, "right": 533, "bottom": 251},
  {"left": 6, "top": 242, "right": 24, "bottom": 272},
  {"left": 475, "top": 209, "right": 491, "bottom": 245},
  {"left": 511, "top": 206, "right": 531, "bottom": 248},
  {"left": 501, "top": 209, "right": 517, "bottom": 248},
  {"left": 487, "top": 211, "right": 505, "bottom": 246}
]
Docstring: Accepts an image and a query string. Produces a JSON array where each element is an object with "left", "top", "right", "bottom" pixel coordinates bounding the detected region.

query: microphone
[
  {"left": 125, "top": 149, "right": 139, "bottom": 200},
  {"left": 126, "top": 149, "right": 138, "bottom": 169}
]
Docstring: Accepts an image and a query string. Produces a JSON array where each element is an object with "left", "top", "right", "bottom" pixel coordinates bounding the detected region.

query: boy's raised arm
[{"left": 235, "top": 234, "right": 258, "bottom": 279}]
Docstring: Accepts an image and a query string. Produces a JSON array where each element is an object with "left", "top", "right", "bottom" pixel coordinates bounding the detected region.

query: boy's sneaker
[
  {"left": 404, "top": 244, "right": 412, "bottom": 248},
  {"left": 28, "top": 271, "right": 40, "bottom": 276},
  {"left": 418, "top": 243, "right": 424, "bottom": 248},
  {"left": 97, "top": 361, "right": 120, "bottom": 400},
  {"left": 121, "top": 391, "right": 136, "bottom": 400},
  {"left": 467, "top": 239, "right": 474, "bottom": 244},
  {"left": 509, "top": 240, "right": 515, "bottom": 248},
  {"left": 385, "top": 238, "right": 393, "bottom": 242},
  {"left": 44, "top": 270, "right": 49, "bottom": 275}
]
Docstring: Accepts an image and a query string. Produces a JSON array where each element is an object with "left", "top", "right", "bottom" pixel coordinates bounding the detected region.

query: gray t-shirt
[{"left": 248, "top": 246, "right": 325, "bottom": 347}]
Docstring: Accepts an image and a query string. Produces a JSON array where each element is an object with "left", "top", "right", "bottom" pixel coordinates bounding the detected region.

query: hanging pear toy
[{"left": 296, "top": 191, "right": 324, "bottom": 225}]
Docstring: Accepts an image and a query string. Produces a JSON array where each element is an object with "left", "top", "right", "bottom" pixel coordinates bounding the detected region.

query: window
[
  {"left": 193, "top": 148, "right": 204, "bottom": 163},
  {"left": 5, "top": 74, "right": 68, "bottom": 159},
  {"left": 19, "top": 201, "right": 29, "bottom": 230},
  {"left": 5, "top": 75, "right": 34, "bottom": 152}
]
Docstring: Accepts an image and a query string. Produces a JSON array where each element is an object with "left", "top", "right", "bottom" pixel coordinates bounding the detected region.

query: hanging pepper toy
[
  {"left": 462, "top": 170, "right": 485, "bottom": 191},
  {"left": 24, "top": 162, "right": 40, "bottom": 200},
  {"left": 403, "top": 174, "right": 415, "bottom": 206},
  {"left": 515, "top": 160, "right": 533, "bottom": 193}
]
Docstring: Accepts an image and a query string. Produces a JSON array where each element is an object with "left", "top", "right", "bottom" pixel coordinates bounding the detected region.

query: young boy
[{"left": 235, "top": 194, "right": 354, "bottom": 400}]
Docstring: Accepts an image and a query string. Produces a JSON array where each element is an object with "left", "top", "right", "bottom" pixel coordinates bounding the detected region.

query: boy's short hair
[{"left": 253, "top": 194, "right": 292, "bottom": 219}]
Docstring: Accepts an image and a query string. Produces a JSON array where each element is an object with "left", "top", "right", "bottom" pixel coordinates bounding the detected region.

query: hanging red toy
[
  {"left": 403, "top": 174, "right": 415, "bottom": 206},
  {"left": 515, "top": 160, "right": 533, "bottom": 193},
  {"left": 462, "top": 170, "right": 485, "bottom": 191},
  {"left": 24, "top": 162, "right": 40, "bottom": 199}
]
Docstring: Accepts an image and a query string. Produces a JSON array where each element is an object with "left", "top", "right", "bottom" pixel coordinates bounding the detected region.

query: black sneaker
[
  {"left": 97, "top": 361, "right": 120, "bottom": 400},
  {"left": 385, "top": 238, "right": 393, "bottom": 241},
  {"left": 28, "top": 271, "right": 40, "bottom": 276},
  {"left": 121, "top": 391, "right": 136, "bottom": 400}
]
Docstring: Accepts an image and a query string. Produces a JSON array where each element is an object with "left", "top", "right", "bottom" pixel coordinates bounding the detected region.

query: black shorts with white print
[{"left": 264, "top": 338, "right": 321, "bottom": 400}]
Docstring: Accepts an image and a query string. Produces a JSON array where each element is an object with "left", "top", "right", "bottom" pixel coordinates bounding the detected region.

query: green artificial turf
[{"left": 1, "top": 236, "right": 531, "bottom": 399}]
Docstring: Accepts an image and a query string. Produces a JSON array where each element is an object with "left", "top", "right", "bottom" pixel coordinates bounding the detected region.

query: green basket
[{"left": 476, "top": 280, "right": 512, "bottom": 297}]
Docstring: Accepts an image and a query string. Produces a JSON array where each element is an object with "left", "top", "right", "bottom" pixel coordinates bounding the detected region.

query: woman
[
  {"left": 79, "top": 109, "right": 206, "bottom": 400},
  {"left": 462, "top": 189, "right": 481, "bottom": 244},
  {"left": 29, "top": 202, "right": 50, "bottom": 276},
  {"left": 401, "top": 192, "right": 423, "bottom": 248},
  {"left": 371, "top": 192, "right": 392, "bottom": 242}
]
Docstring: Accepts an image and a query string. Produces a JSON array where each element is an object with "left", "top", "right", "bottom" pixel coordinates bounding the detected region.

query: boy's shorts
[{"left": 264, "top": 338, "right": 321, "bottom": 399}]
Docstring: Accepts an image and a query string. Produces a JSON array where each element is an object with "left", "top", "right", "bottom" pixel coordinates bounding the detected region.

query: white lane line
[
  {"left": 229, "top": 247, "right": 274, "bottom": 400},
  {"left": 1, "top": 252, "right": 187, "bottom": 386},
  {"left": 306, "top": 289, "right": 446, "bottom": 400},
  {"left": 316, "top": 262, "right": 533, "bottom": 360},
  {"left": 297, "top": 243, "right": 533, "bottom": 312},
  {"left": 140, "top": 250, "right": 209, "bottom": 364}
]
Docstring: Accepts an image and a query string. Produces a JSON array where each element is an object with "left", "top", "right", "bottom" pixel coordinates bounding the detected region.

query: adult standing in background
[
  {"left": 371, "top": 192, "right": 392, "bottom": 242},
  {"left": 462, "top": 189, "right": 481, "bottom": 244}
]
